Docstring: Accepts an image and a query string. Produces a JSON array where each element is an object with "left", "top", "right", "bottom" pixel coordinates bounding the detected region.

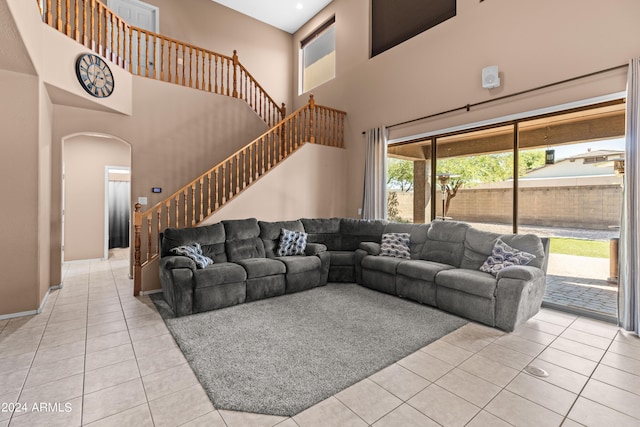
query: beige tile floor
[{"left": 1, "top": 250, "right": 640, "bottom": 427}]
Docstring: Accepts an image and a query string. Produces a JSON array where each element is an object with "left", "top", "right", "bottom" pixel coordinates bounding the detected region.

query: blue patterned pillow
[
  {"left": 170, "top": 243, "right": 214, "bottom": 269},
  {"left": 277, "top": 229, "right": 308, "bottom": 256},
  {"left": 380, "top": 232, "right": 411, "bottom": 259},
  {"left": 480, "top": 238, "right": 535, "bottom": 276}
]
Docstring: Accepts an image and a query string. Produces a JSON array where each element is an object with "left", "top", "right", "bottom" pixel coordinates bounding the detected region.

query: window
[{"left": 300, "top": 17, "right": 336, "bottom": 94}]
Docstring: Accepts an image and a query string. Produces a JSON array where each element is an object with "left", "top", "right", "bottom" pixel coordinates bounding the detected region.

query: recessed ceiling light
[{"left": 296, "top": 3, "right": 303, "bottom": 10}]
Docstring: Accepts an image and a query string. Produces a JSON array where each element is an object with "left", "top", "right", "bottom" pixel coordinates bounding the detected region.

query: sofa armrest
[
  {"left": 494, "top": 269, "right": 546, "bottom": 332},
  {"left": 359, "top": 242, "right": 381, "bottom": 256},
  {"left": 161, "top": 255, "right": 197, "bottom": 271},
  {"left": 496, "top": 265, "right": 544, "bottom": 281},
  {"left": 305, "top": 243, "right": 327, "bottom": 256}
]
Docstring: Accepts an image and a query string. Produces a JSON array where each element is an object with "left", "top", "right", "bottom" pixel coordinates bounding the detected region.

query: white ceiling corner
[{"left": 211, "top": 0, "right": 332, "bottom": 33}]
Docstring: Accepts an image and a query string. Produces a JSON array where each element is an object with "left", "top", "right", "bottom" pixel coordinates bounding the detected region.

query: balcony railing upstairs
[
  {"left": 133, "top": 95, "right": 346, "bottom": 295},
  {"left": 37, "top": 0, "right": 285, "bottom": 126}
]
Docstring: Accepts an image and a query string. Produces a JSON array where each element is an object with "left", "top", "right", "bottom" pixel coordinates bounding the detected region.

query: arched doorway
[{"left": 62, "top": 133, "right": 132, "bottom": 262}]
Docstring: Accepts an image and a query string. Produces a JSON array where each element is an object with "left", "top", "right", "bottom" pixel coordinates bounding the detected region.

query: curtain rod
[{"left": 362, "top": 63, "right": 628, "bottom": 135}]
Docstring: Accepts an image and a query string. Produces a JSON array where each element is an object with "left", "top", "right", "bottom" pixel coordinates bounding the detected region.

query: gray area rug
[{"left": 151, "top": 283, "right": 467, "bottom": 416}]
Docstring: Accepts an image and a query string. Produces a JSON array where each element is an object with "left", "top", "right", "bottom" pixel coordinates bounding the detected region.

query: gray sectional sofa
[{"left": 159, "top": 217, "right": 549, "bottom": 331}]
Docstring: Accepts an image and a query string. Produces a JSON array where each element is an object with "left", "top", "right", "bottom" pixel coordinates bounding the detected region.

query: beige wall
[
  {"left": 39, "top": 81, "right": 53, "bottom": 300},
  {"left": 63, "top": 135, "right": 131, "bottom": 261},
  {"left": 143, "top": 0, "right": 293, "bottom": 109},
  {"left": 201, "top": 143, "right": 347, "bottom": 224},
  {"left": 293, "top": 0, "right": 640, "bottom": 218},
  {"left": 0, "top": 70, "right": 41, "bottom": 315}
]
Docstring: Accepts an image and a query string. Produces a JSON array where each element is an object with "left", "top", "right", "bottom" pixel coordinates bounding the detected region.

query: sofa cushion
[
  {"left": 170, "top": 243, "right": 213, "bottom": 269},
  {"left": 380, "top": 233, "right": 411, "bottom": 259},
  {"left": 329, "top": 251, "right": 355, "bottom": 266},
  {"left": 235, "top": 258, "right": 286, "bottom": 279},
  {"left": 397, "top": 259, "right": 455, "bottom": 282},
  {"left": 383, "top": 223, "right": 430, "bottom": 259},
  {"left": 275, "top": 256, "right": 321, "bottom": 274},
  {"left": 500, "top": 234, "right": 546, "bottom": 270},
  {"left": 223, "top": 218, "right": 266, "bottom": 262},
  {"left": 194, "top": 262, "right": 247, "bottom": 287},
  {"left": 421, "top": 220, "right": 470, "bottom": 267},
  {"left": 362, "top": 255, "right": 404, "bottom": 275},
  {"left": 436, "top": 269, "right": 497, "bottom": 299},
  {"left": 259, "top": 220, "right": 305, "bottom": 257},
  {"left": 461, "top": 227, "right": 502, "bottom": 270},
  {"left": 162, "top": 222, "right": 227, "bottom": 263},
  {"left": 480, "top": 238, "right": 536, "bottom": 276},
  {"left": 277, "top": 229, "right": 308, "bottom": 256},
  {"left": 300, "top": 218, "right": 342, "bottom": 250},
  {"left": 340, "top": 219, "right": 386, "bottom": 251}
]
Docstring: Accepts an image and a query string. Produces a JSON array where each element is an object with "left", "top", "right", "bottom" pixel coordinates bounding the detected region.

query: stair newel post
[
  {"left": 232, "top": 50, "right": 238, "bottom": 98},
  {"left": 133, "top": 203, "right": 142, "bottom": 296}
]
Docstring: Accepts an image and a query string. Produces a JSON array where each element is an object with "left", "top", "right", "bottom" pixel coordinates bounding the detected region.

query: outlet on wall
[{"left": 358, "top": 208, "right": 362, "bottom": 215}]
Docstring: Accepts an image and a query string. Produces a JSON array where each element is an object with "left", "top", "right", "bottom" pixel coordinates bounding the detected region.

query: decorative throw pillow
[
  {"left": 480, "top": 238, "right": 536, "bottom": 276},
  {"left": 277, "top": 229, "right": 308, "bottom": 256},
  {"left": 170, "top": 243, "right": 214, "bottom": 269},
  {"left": 380, "top": 232, "right": 411, "bottom": 259}
]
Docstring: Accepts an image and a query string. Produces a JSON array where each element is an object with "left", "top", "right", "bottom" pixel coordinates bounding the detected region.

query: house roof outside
[{"left": 522, "top": 149, "right": 624, "bottom": 180}]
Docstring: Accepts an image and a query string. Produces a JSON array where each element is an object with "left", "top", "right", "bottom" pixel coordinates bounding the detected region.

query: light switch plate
[{"left": 138, "top": 197, "right": 148, "bottom": 205}]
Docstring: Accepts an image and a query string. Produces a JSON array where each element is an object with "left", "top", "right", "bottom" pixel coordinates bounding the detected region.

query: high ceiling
[{"left": 211, "top": 0, "right": 332, "bottom": 33}]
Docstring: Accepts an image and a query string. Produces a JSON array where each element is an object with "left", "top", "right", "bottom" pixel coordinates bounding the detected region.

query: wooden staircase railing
[
  {"left": 132, "top": 95, "right": 346, "bottom": 295},
  {"left": 37, "top": 0, "right": 285, "bottom": 126}
]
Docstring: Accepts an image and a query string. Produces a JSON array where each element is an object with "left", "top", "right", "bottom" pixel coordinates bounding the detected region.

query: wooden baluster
[
  {"left": 144, "top": 32, "right": 150, "bottom": 77},
  {"left": 81, "top": 0, "right": 87, "bottom": 45},
  {"left": 229, "top": 160, "right": 234, "bottom": 199},
  {"left": 136, "top": 29, "right": 141, "bottom": 75},
  {"left": 235, "top": 153, "right": 240, "bottom": 194},
  {"left": 151, "top": 34, "right": 157, "bottom": 79},
  {"left": 46, "top": 0, "right": 53, "bottom": 26},
  {"left": 65, "top": 0, "right": 71, "bottom": 36},
  {"left": 254, "top": 140, "right": 259, "bottom": 180},
  {"left": 174, "top": 195, "right": 179, "bottom": 227},
  {"left": 97, "top": 2, "right": 102, "bottom": 55},
  {"left": 248, "top": 146, "right": 253, "bottom": 184},
  {"left": 195, "top": 49, "right": 199, "bottom": 89},
  {"left": 221, "top": 164, "right": 226, "bottom": 204},
  {"left": 73, "top": 0, "right": 79, "bottom": 41},
  {"left": 191, "top": 183, "right": 196, "bottom": 226},
  {"left": 242, "top": 149, "right": 247, "bottom": 189},
  {"left": 188, "top": 46, "right": 192, "bottom": 87},
  {"left": 181, "top": 45, "right": 185, "bottom": 86},
  {"left": 226, "top": 58, "right": 230, "bottom": 96},
  {"left": 181, "top": 189, "right": 187, "bottom": 226},
  {"left": 56, "top": 0, "right": 62, "bottom": 30},
  {"left": 201, "top": 50, "right": 205, "bottom": 91},
  {"left": 159, "top": 37, "right": 164, "bottom": 80},
  {"left": 109, "top": 12, "right": 114, "bottom": 61},
  {"left": 165, "top": 200, "right": 171, "bottom": 229},
  {"left": 214, "top": 55, "right": 219, "bottom": 93},
  {"left": 147, "top": 214, "right": 152, "bottom": 262},
  {"left": 127, "top": 25, "right": 132, "bottom": 73},
  {"left": 167, "top": 40, "right": 172, "bottom": 82},
  {"left": 214, "top": 168, "right": 219, "bottom": 210},
  {"left": 208, "top": 53, "right": 212, "bottom": 92},
  {"left": 206, "top": 173, "right": 212, "bottom": 216}
]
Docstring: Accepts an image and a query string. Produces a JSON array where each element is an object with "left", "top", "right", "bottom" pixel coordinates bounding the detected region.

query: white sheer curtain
[
  {"left": 619, "top": 57, "right": 640, "bottom": 334},
  {"left": 362, "top": 127, "right": 388, "bottom": 220}
]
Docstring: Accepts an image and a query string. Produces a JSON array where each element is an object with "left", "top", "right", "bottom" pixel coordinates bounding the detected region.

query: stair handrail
[
  {"left": 37, "top": 0, "right": 285, "bottom": 126},
  {"left": 133, "top": 95, "right": 346, "bottom": 295}
]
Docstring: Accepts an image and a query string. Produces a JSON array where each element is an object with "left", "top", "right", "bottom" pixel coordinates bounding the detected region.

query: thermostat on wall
[{"left": 152, "top": 187, "right": 162, "bottom": 193}]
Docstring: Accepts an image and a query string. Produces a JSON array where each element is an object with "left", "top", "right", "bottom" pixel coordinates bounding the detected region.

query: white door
[{"left": 107, "top": 0, "right": 159, "bottom": 74}]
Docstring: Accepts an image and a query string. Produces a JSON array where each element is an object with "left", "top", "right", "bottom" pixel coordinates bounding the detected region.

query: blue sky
[{"left": 553, "top": 137, "right": 625, "bottom": 160}]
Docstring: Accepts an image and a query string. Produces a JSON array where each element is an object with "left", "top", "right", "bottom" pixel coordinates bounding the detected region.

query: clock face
[{"left": 75, "top": 54, "right": 115, "bottom": 98}]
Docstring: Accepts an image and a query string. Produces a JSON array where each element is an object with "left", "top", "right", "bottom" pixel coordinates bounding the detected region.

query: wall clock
[{"left": 75, "top": 53, "right": 115, "bottom": 98}]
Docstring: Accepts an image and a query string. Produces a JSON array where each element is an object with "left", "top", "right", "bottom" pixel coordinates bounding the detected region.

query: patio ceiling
[{"left": 388, "top": 101, "right": 626, "bottom": 161}]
